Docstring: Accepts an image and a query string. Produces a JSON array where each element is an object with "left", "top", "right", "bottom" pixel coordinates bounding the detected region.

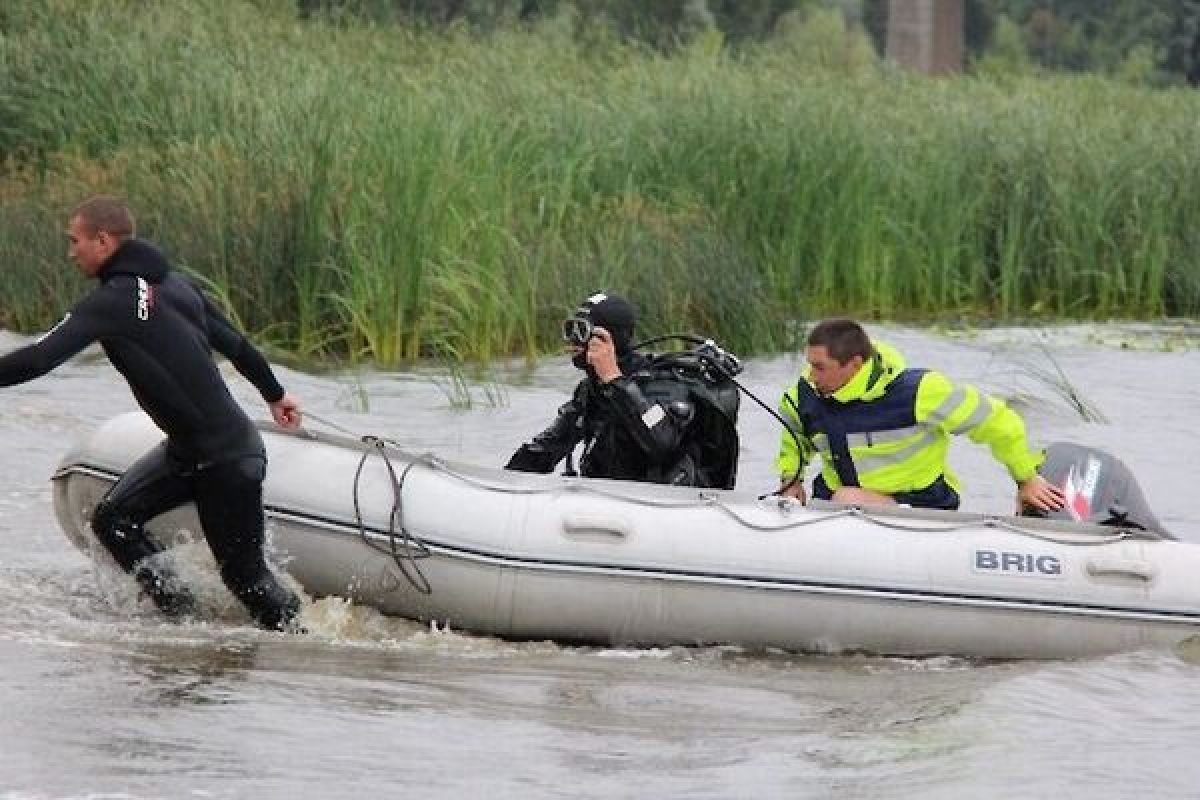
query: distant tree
[
  {"left": 969, "top": 1, "right": 1183, "bottom": 83},
  {"left": 972, "top": 13, "right": 1029, "bottom": 75},
  {"left": 1165, "top": 0, "right": 1200, "bottom": 84},
  {"left": 708, "top": 0, "right": 804, "bottom": 43},
  {"left": 290, "top": 0, "right": 1200, "bottom": 84},
  {"left": 962, "top": 0, "right": 995, "bottom": 54},
  {"left": 861, "top": 0, "right": 887, "bottom": 50}
]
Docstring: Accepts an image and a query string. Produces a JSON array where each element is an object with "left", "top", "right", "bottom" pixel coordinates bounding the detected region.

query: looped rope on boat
[{"left": 351, "top": 434, "right": 433, "bottom": 595}]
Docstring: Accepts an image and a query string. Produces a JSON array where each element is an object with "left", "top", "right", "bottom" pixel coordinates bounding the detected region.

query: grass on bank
[{"left": 1, "top": 1, "right": 1198, "bottom": 367}]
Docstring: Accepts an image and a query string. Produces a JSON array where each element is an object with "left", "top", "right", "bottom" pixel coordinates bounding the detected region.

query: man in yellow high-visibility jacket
[{"left": 776, "top": 318, "right": 1065, "bottom": 512}]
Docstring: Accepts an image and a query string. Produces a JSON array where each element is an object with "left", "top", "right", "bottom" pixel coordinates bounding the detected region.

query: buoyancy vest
[{"left": 629, "top": 353, "right": 741, "bottom": 489}]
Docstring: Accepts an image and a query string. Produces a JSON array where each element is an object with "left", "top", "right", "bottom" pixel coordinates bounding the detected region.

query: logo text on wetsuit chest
[{"left": 973, "top": 549, "right": 1063, "bottom": 577}]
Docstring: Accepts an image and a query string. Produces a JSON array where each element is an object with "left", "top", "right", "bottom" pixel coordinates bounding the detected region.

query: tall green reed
[{"left": 2, "top": 1, "right": 1199, "bottom": 368}]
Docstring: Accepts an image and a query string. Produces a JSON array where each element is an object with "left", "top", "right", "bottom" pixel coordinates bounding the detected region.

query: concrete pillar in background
[{"left": 886, "top": 0, "right": 964, "bottom": 75}]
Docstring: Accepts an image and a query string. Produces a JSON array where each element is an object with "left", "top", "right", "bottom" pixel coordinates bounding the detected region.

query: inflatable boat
[{"left": 51, "top": 411, "right": 1200, "bottom": 659}]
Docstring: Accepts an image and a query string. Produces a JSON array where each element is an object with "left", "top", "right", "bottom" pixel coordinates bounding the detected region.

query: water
[{"left": 2, "top": 324, "right": 1200, "bottom": 799}]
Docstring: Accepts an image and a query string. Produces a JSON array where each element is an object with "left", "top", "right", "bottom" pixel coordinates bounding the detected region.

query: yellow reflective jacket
[{"left": 775, "top": 341, "right": 1043, "bottom": 495}]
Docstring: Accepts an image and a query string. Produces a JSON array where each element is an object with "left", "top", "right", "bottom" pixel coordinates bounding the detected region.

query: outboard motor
[{"left": 1033, "top": 442, "right": 1173, "bottom": 539}]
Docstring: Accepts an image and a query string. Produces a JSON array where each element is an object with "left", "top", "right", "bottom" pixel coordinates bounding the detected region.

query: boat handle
[
  {"left": 1085, "top": 559, "right": 1157, "bottom": 581},
  {"left": 562, "top": 514, "right": 632, "bottom": 541}
]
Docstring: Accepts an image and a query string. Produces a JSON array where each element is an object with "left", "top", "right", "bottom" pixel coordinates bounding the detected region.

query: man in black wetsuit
[
  {"left": 505, "top": 291, "right": 739, "bottom": 488},
  {"left": 0, "top": 195, "right": 304, "bottom": 631}
]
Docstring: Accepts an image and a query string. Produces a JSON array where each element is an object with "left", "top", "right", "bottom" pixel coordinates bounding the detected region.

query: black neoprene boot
[
  {"left": 236, "top": 574, "right": 304, "bottom": 632},
  {"left": 133, "top": 563, "right": 197, "bottom": 618}
]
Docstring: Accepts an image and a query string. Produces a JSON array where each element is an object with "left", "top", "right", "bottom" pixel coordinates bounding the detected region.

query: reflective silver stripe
[
  {"left": 925, "top": 387, "right": 968, "bottom": 426},
  {"left": 850, "top": 429, "right": 941, "bottom": 472},
  {"left": 845, "top": 426, "right": 922, "bottom": 449},
  {"left": 949, "top": 395, "right": 995, "bottom": 434}
]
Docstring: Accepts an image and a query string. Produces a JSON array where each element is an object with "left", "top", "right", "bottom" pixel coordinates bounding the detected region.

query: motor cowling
[{"left": 1034, "top": 442, "right": 1172, "bottom": 539}]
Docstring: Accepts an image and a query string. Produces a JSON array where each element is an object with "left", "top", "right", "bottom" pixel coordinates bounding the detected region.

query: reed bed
[{"left": 2, "top": 2, "right": 1198, "bottom": 366}]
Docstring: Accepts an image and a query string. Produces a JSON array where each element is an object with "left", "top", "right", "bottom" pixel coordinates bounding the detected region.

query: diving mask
[{"left": 562, "top": 316, "right": 594, "bottom": 347}]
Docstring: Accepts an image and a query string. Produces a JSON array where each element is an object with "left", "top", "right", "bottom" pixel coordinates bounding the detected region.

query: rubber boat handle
[
  {"left": 561, "top": 514, "right": 632, "bottom": 541},
  {"left": 1085, "top": 558, "right": 1157, "bottom": 581}
]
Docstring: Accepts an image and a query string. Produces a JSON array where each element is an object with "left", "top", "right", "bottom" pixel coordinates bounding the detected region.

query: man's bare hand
[
  {"left": 780, "top": 480, "right": 807, "bottom": 504},
  {"left": 587, "top": 327, "right": 621, "bottom": 383},
  {"left": 1018, "top": 474, "right": 1066, "bottom": 512},
  {"left": 269, "top": 392, "right": 302, "bottom": 430}
]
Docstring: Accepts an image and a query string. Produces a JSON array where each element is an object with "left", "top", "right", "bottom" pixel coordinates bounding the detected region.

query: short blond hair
[{"left": 71, "top": 195, "right": 135, "bottom": 239}]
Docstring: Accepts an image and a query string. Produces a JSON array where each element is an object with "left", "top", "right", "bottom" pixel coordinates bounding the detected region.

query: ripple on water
[{"left": 2, "top": 324, "right": 1200, "bottom": 796}]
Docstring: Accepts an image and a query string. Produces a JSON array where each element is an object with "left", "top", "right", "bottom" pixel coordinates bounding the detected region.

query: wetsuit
[
  {"left": 506, "top": 352, "right": 737, "bottom": 487},
  {"left": 0, "top": 238, "right": 300, "bottom": 629}
]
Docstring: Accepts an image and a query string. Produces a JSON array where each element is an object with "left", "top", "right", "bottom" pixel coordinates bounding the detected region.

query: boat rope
[
  {"left": 300, "top": 414, "right": 1140, "bottom": 551},
  {"left": 303, "top": 411, "right": 367, "bottom": 440},
  {"left": 351, "top": 434, "right": 433, "bottom": 595},
  {"left": 831, "top": 506, "right": 1134, "bottom": 545},
  {"left": 409, "top": 454, "right": 1137, "bottom": 547}
]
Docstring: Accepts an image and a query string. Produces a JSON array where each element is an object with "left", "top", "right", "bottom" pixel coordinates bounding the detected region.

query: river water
[{"left": 2, "top": 324, "right": 1199, "bottom": 799}]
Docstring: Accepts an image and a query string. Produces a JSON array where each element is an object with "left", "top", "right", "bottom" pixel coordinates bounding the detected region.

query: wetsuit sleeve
[
  {"left": 505, "top": 383, "right": 587, "bottom": 473},
  {"left": 200, "top": 291, "right": 285, "bottom": 403},
  {"left": 0, "top": 297, "right": 108, "bottom": 387},
  {"left": 915, "top": 371, "right": 1044, "bottom": 483},
  {"left": 594, "top": 375, "right": 692, "bottom": 465}
]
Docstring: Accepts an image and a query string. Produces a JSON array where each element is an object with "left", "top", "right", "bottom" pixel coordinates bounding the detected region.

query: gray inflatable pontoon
[{"left": 52, "top": 411, "right": 1200, "bottom": 659}]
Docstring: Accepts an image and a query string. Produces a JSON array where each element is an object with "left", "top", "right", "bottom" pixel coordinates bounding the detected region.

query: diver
[{"left": 505, "top": 291, "right": 741, "bottom": 489}]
